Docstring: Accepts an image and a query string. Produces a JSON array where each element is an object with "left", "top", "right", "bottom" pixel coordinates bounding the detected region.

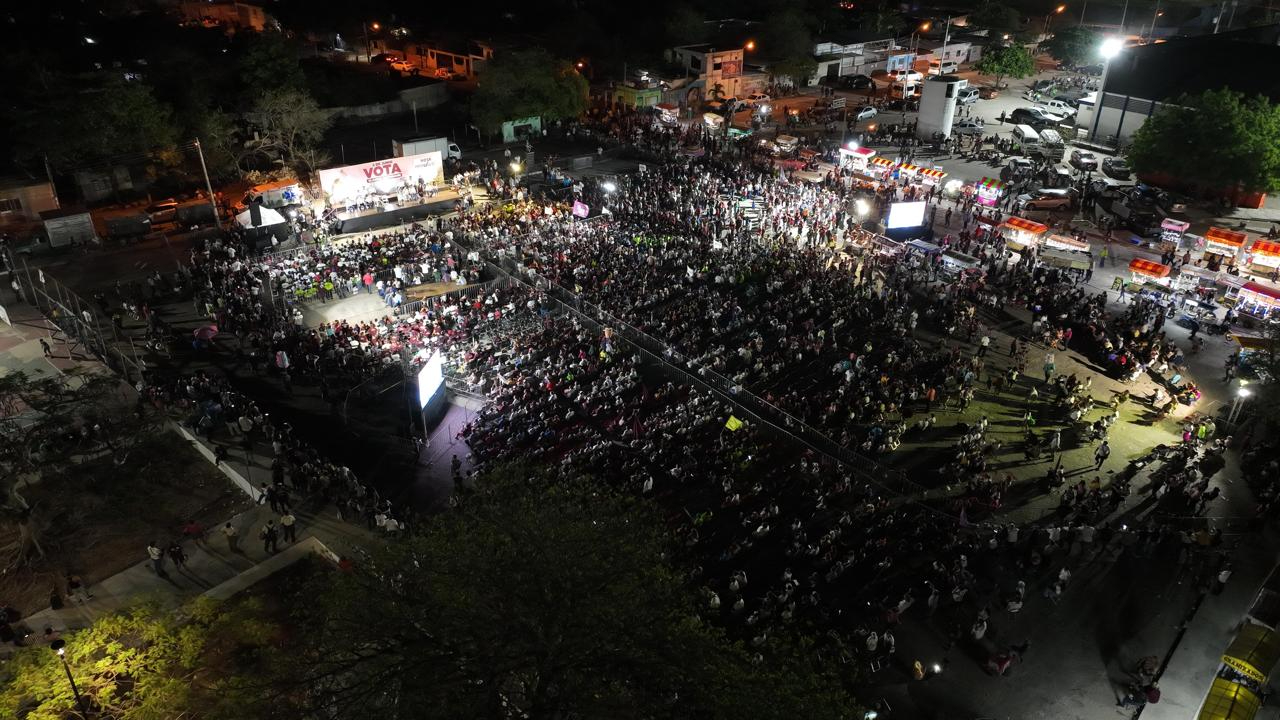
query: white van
[
  {"left": 1011, "top": 124, "right": 1041, "bottom": 154},
  {"left": 1035, "top": 128, "right": 1066, "bottom": 161},
  {"left": 928, "top": 59, "right": 960, "bottom": 75}
]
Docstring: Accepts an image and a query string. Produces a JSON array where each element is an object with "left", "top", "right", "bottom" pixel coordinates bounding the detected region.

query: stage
[{"left": 329, "top": 189, "right": 466, "bottom": 234}]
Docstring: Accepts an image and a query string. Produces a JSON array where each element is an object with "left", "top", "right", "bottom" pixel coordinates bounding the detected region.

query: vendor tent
[
  {"left": 1129, "top": 258, "right": 1171, "bottom": 279},
  {"left": 235, "top": 205, "right": 287, "bottom": 229}
]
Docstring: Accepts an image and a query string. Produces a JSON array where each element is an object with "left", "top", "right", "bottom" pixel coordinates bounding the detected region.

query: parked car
[
  {"left": 1009, "top": 107, "right": 1059, "bottom": 128},
  {"left": 854, "top": 106, "right": 877, "bottom": 121},
  {"left": 978, "top": 86, "right": 1000, "bottom": 99},
  {"left": 389, "top": 60, "right": 419, "bottom": 74},
  {"left": 745, "top": 92, "right": 771, "bottom": 107},
  {"left": 886, "top": 98, "right": 919, "bottom": 112},
  {"left": 1021, "top": 188, "right": 1079, "bottom": 211},
  {"left": 839, "top": 74, "right": 875, "bottom": 89},
  {"left": 1102, "top": 156, "right": 1132, "bottom": 179},
  {"left": 145, "top": 199, "right": 178, "bottom": 224},
  {"left": 1069, "top": 149, "right": 1099, "bottom": 170},
  {"left": 1035, "top": 98, "right": 1076, "bottom": 116},
  {"left": 951, "top": 119, "right": 984, "bottom": 135},
  {"left": 957, "top": 86, "right": 980, "bottom": 104}
]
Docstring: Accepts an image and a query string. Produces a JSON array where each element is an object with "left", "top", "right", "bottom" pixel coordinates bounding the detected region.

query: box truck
[{"left": 392, "top": 137, "right": 462, "bottom": 161}]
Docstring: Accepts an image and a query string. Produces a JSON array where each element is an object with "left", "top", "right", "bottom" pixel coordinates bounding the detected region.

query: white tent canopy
[{"left": 235, "top": 205, "right": 287, "bottom": 229}]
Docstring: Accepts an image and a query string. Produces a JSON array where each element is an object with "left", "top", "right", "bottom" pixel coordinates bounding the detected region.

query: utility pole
[
  {"left": 43, "top": 154, "right": 59, "bottom": 209},
  {"left": 1120, "top": 0, "right": 1130, "bottom": 34},
  {"left": 193, "top": 138, "right": 222, "bottom": 229}
]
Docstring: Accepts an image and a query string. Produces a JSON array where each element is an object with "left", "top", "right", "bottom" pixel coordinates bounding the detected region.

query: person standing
[
  {"left": 146, "top": 541, "right": 167, "bottom": 577},
  {"left": 221, "top": 522, "right": 240, "bottom": 552},
  {"left": 280, "top": 511, "right": 297, "bottom": 543},
  {"left": 1094, "top": 440, "right": 1111, "bottom": 469},
  {"left": 167, "top": 541, "right": 188, "bottom": 571},
  {"left": 39, "top": 338, "right": 52, "bottom": 358},
  {"left": 259, "top": 520, "right": 279, "bottom": 553}
]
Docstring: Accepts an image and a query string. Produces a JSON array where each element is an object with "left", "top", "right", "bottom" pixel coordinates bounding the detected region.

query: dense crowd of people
[{"left": 159, "top": 105, "right": 1249, "bottom": 689}]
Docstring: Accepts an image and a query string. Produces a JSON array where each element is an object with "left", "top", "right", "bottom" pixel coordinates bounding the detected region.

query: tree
[
  {"left": 286, "top": 466, "right": 859, "bottom": 720},
  {"left": 236, "top": 32, "right": 307, "bottom": 99},
  {"left": 763, "top": 10, "right": 818, "bottom": 87},
  {"left": 471, "top": 49, "right": 588, "bottom": 133},
  {"left": 4, "top": 71, "right": 180, "bottom": 172},
  {"left": 0, "top": 598, "right": 280, "bottom": 719},
  {"left": 970, "top": 1, "right": 1023, "bottom": 34},
  {"left": 1043, "top": 26, "right": 1100, "bottom": 67},
  {"left": 974, "top": 44, "right": 1035, "bottom": 89},
  {"left": 244, "top": 88, "right": 332, "bottom": 180},
  {"left": 1128, "top": 89, "right": 1280, "bottom": 196}
]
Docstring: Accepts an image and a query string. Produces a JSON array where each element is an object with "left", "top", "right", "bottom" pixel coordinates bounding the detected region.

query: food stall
[
  {"left": 1246, "top": 239, "right": 1280, "bottom": 277},
  {"left": 1129, "top": 257, "right": 1172, "bottom": 287},
  {"left": 1044, "top": 233, "right": 1091, "bottom": 253},
  {"left": 1000, "top": 216, "right": 1050, "bottom": 254},
  {"left": 868, "top": 156, "right": 897, "bottom": 179},
  {"left": 974, "top": 177, "right": 1006, "bottom": 207},
  {"left": 1160, "top": 218, "right": 1191, "bottom": 254},
  {"left": 1176, "top": 264, "right": 1221, "bottom": 298},
  {"left": 838, "top": 145, "right": 877, "bottom": 172},
  {"left": 1237, "top": 280, "right": 1280, "bottom": 319},
  {"left": 895, "top": 163, "right": 947, "bottom": 185},
  {"left": 1039, "top": 247, "right": 1093, "bottom": 276},
  {"left": 702, "top": 112, "right": 725, "bottom": 132},
  {"left": 1203, "top": 226, "right": 1248, "bottom": 270}
]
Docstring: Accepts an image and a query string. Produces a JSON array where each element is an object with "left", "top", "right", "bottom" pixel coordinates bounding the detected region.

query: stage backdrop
[{"left": 318, "top": 151, "right": 445, "bottom": 206}]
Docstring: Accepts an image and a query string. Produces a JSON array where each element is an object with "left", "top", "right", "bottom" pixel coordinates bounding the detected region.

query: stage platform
[{"left": 331, "top": 189, "right": 465, "bottom": 234}]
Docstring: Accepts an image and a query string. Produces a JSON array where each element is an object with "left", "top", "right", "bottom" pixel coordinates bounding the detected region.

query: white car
[
  {"left": 951, "top": 119, "right": 984, "bottom": 135},
  {"left": 745, "top": 93, "right": 771, "bottom": 107},
  {"left": 1024, "top": 106, "right": 1065, "bottom": 124},
  {"left": 389, "top": 60, "right": 419, "bottom": 74},
  {"left": 855, "top": 106, "right": 878, "bottom": 121}
]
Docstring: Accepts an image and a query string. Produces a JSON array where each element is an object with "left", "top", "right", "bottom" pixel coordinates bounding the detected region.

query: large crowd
[{"left": 159, "top": 105, "right": 1252, "bottom": 686}]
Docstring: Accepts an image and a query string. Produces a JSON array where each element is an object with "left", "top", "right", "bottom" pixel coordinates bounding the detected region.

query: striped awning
[
  {"left": 870, "top": 157, "right": 896, "bottom": 167},
  {"left": 919, "top": 168, "right": 947, "bottom": 180},
  {"left": 1206, "top": 226, "right": 1249, "bottom": 246},
  {"left": 976, "top": 177, "right": 1005, "bottom": 189},
  {"left": 899, "top": 163, "right": 920, "bottom": 173},
  {"left": 1129, "top": 258, "right": 1171, "bottom": 278},
  {"left": 1003, "top": 216, "right": 1049, "bottom": 234},
  {"left": 1251, "top": 240, "right": 1280, "bottom": 256},
  {"left": 1242, "top": 281, "right": 1280, "bottom": 301}
]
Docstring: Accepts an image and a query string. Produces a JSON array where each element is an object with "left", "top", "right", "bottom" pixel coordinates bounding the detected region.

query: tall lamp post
[
  {"left": 363, "top": 21, "right": 380, "bottom": 62},
  {"left": 49, "top": 639, "right": 90, "bottom": 717},
  {"left": 1043, "top": 4, "right": 1067, "bottom": 35},
  {"left": 1088, "top": 37, "right": 1124, "bottom": 142}
]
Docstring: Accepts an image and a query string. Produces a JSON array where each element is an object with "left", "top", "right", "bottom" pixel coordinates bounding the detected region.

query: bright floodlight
[
  {"left": 1100, "top": 37, "right": 1124, "bottom": 59},
  {"left": 1239, "top": 387, "right": 1252, "bottom": 398},
  {"left": 509, "top": 162, "right": 522, "bottom": 173},
  {"left": 846, "top": 140, "right": 859, "bottom": 150},
  {"left": 854, "top": 199, "right": 871, "bottom": 217},
  {"left": 602, "top": 181, "right": 617, "bottom": 193}
]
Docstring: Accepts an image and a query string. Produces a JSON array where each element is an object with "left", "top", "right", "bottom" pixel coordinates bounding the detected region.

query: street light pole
[
  {"left": 194, "top": 138, "right": 222, "bottom": 230},
  {"left": 49, "top": 639, "right": 89, "bottom": 717},
  {"left": 1089, "top": 38, "right": 1123, "bottom": 142}
]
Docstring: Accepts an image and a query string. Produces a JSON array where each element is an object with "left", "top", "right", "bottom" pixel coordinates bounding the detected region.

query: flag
[{"left": 725, "top": 415, "right": 743, "bottom": 431}]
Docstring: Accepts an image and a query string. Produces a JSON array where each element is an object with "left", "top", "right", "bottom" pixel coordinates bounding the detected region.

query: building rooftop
[{"left": 1103, "top": 25, "right": 1280, "bottom": 103}]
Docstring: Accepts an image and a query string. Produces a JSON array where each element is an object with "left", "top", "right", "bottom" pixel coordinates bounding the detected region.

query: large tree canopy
[
  {"left": 1129, "top": 89, "right": 1280, "bottom": 195},
  {"left": 285, "top": 466, "right": 860, "bottom": 720},
  {"left": 0, "top": 598, "right": 278, "bottom": 720},
  {"left": 471, "top": 49, "right": 588, "bottom": 133},
  {"left": 974, "top": 44, "right": 1036, "bottom": 89},
  {"left": 1043, "top": 26, "right": 1101, "bottom": 67}
]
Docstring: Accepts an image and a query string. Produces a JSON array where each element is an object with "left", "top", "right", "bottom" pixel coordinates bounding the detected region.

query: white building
[{"left": 811, "top": 32, "right": 896, "bottom": 85}]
